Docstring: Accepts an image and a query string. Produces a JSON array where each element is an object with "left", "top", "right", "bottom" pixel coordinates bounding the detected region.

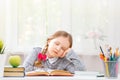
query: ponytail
[{"left": 41, "top": 43, "right": 48, "bottom": 54}]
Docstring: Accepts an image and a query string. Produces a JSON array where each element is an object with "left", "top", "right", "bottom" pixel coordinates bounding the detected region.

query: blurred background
[{"left": 0, "top": 0, "right": 120, "bottom": 55}]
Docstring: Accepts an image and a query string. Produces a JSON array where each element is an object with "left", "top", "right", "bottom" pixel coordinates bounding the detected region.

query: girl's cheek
[{"left": 58, "top": 51, "right": 64, "bottom": 57}]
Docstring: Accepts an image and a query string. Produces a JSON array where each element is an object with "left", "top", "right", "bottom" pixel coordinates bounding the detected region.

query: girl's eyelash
[
  {"left": 55, "top": 42, "right": 59, "bottom": 45},
  {"left": 54, "top": 42, "right": 66, "bottom": 51}
]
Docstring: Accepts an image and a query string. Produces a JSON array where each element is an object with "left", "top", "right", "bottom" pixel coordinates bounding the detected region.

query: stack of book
[{"left": 4, "top": 67, "right": 25, "bottom": 77}]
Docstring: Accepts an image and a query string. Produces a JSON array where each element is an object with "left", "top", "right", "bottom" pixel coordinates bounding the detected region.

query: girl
[{"left": 23, "top": 31, "right": 85, "bottom": 73}]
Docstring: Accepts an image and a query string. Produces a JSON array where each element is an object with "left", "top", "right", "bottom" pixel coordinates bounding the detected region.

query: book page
[
  {"left": 50, "top": 70, "right": 73, "bottom": 76},
  {"left": 4, "top": 67, "right": 24, "bottom": 72},
  {"left": 26, "top": 69, "right": 73, "bottom": 76},
  {"left": 26, "top": 71, "right": 49, "bottom": 76}
]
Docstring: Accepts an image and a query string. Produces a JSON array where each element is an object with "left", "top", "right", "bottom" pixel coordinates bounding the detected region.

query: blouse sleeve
[
  {"left": 66, "top": 49, "right": 86, "bottom": 71},
  {"left": 23, "top": 47, "right": 42, "bottom": 72}
]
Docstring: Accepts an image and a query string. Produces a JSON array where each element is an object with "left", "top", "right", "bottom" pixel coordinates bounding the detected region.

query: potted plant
[
  {"left": 0, "top": 40, "right": 5, "bottom": 54},
  {"left": 0, "top": 39, "right": 6, "bottom": 77}
]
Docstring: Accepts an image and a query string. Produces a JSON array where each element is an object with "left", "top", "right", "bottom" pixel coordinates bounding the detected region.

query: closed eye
[{"left": 54, "top": 41, "right": 59, "bottom": 45}]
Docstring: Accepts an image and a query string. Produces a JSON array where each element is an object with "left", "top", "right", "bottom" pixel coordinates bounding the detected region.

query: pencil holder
[{"left": 103, "top": 61, "right": 119, "bottom": 78}]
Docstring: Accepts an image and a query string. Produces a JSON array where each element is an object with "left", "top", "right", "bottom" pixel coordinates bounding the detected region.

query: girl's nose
[{"left": 56, "top": 46, "right": 61, "bottom": 51}]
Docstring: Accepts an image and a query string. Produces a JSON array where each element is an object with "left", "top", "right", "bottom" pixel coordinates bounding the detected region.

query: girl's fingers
[{"left": 60, "top": 48, "right": 71, "bottom": 58}]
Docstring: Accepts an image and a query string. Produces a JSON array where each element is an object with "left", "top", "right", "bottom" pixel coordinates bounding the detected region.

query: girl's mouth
[{"left": 54, "top": 51, "right": 58, "bottom": 54}]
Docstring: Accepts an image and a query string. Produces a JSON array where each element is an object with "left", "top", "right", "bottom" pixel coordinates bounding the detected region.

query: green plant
[{"left": 0, "top": 40, "right": 5, "bottom": 54}]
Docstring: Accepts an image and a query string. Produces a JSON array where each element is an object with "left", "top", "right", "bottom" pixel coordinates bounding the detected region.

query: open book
[{"left": 26, "top": 70, "right": 73, "bottom": 76}]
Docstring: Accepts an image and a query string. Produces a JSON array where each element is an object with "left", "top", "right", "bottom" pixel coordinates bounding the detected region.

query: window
[
  {"left": 17, "top": 0, "right": 72, "bottom": 50},
  {"left": 1, "top": 0, "right": 120, "bottom": 54}
]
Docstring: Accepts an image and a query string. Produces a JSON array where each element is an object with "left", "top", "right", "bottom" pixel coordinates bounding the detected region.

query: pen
[
  {"left": 109, "top": 47, "right": 112, "bottom": 56},
  {"left": 104, "top": 57, "right": 109, "bottom": 77},
  {"left": 115, "top": 48, "right": 119, "bottom": 57},
  {"left": 115, "top": 48, "right": 120, "bottom": 61},
  {"left": 99, "top": 53, "right": 104, "bottom": 61},
  {"left": 99, "top": 46, "right": 105, "bottom": 57}
]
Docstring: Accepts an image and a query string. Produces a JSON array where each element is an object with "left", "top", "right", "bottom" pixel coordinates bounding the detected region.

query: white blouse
[{"left": 48, "top": 57, "right": 58, "bottom": 64}]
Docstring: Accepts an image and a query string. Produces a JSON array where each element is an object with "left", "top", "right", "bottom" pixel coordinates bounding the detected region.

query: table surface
[{"left": 1, "top": 71, "right": 120, "bottom": 80}]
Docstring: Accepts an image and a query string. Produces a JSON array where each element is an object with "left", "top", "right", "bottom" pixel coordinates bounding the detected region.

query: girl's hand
[{"left": 60, "top": 48, "right": 71, "bottom": 58}]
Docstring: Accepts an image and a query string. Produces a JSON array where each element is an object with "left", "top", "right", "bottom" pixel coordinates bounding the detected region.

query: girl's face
[{"left": 47, "top": 36, "right": 70, "bottom": 58}]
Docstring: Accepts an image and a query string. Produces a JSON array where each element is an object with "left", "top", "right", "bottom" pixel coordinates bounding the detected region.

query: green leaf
[{"left": 0, "top": 47, "right": 5, "bottom": 54}]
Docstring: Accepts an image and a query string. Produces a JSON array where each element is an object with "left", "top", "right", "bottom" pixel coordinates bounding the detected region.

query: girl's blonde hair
[{"left": 42, "top": 30, "right": 73, "bottom": 54}]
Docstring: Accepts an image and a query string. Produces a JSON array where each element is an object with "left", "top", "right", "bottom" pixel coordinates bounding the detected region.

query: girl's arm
[
  {"left": 23, "top": 47, "right": 42, "bottom": 72},
  {"left": 66, "top": 49, "right": 86, "bottom": 71}
]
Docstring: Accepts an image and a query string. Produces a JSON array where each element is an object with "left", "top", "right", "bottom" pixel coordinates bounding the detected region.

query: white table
[
  {"left": 1, "top": 71, "right": 120, "bottom": 80},
  {"left": 1, "top": 75, "right": 120, "bottom": 80}
]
